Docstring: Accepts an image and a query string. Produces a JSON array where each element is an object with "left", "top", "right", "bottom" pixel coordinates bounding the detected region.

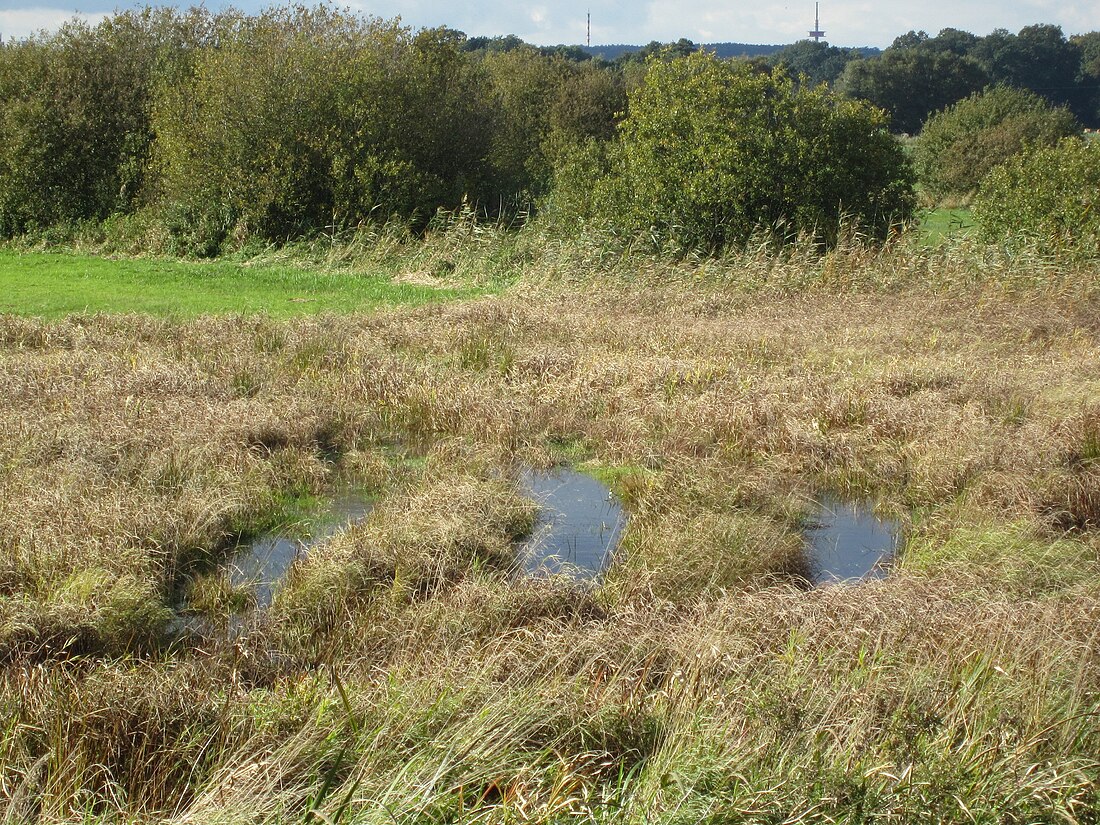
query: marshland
[
  {"left": 3, "top": 8, "right": 1100, "bottom": 823},
  {"left": 3, "top": 229, "right": 1100, "bottom": 822}
]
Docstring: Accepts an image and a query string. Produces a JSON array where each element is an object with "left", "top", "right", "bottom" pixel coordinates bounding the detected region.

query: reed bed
[{"left": 1, "top": 233, "right": 1099, "bottom": 822}]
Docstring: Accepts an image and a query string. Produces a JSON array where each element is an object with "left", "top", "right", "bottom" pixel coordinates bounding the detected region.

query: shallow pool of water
[
  {"left": 229, "top": 492, "right": 374, "bottom": 608},
  {"left": 518, "top": 468, "right": 625, "bottom": 580},
  {"left": 804, "top": 496, "right": 901, "bottom": 584}
]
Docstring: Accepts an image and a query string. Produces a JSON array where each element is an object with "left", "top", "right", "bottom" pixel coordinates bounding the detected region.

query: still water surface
[
  {"left": 804, "top": 495, "right": 901, "bottom": 584},
  {"left": 517, "top": 468, "right": 625, "bottom": 580},
  {"left": 229, "top": 492, "right": 374, "bottom": 608}
]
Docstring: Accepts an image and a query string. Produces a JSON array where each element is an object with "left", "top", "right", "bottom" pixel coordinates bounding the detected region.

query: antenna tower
[
  {"left": 808, "top": 2, "right": 825, "bottom": 42},
  {"left": 587, "top": 11, "right": 591, "bottom": 47}
]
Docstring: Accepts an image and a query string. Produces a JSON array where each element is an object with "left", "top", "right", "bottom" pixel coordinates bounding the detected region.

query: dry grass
[{"left": 2, "top": 238, "right": 1100, "bottom": 821}]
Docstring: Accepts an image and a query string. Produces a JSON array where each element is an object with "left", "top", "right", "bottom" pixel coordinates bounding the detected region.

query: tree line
[
  {"left": 0, "top": 7, "right": 629, "bottom": 251},
  {"left": 0, "top": 6, "right": 1095, "bottom": 254}
]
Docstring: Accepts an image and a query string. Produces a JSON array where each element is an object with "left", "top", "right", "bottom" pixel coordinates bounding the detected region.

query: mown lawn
[
  {"left": 0, "top": 249, "right": 486, "bottom": 317},
  {"left": 917, "top": 207, "right": 977, "bottom": 245}
]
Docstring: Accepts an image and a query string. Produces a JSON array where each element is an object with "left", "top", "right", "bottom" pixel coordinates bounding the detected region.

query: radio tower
[
  {"left": 587, "top": 11, "right": 591, "bottom": 47},
  {"left": 808, "top": 2, "right": 825, "bottom": 42}
]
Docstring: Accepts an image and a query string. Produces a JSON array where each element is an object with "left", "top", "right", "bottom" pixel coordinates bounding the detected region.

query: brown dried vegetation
[{"left": 2, "top": 257, "right": 1100, "bottom": 821}]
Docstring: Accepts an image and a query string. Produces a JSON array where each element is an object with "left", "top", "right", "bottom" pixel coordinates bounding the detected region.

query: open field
[
  {"left": 2, "top": 237, "right": 1100, "bottom": 822},
  {"left": 0, "top": 250, "right": 491, "bottom": 318}
]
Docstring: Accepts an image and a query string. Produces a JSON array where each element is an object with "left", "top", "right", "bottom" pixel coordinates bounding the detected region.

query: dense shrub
[
  {"left": 0, "top": 9, "right": 215, "bottom": 234},
  {"left": 151, "top": 9, "right": 496, "bottom": 252},
  {"left": 973, "top": 137, "right": 1100, "bottom": 254},
  {"left": 914, "top": 86, "right": 1079, "bottom": 203},
  {"left": 479, "top": 49, "right": 573, "bottom": 213},
  {"left": 550, "top": 52, "right": 916, "bottom": 253},
  {"left": 479, "top": 50, "right": 625, "bottom": 215},
  {"left": 18, "top": 7, "right": 1100, "bottom": 255}
]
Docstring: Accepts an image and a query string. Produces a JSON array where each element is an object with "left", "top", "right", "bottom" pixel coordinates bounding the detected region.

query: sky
[{"left": 0, "top": 0, "right": 1095, "bottom": 49}]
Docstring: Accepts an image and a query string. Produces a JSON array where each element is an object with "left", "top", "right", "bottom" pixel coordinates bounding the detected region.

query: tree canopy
[
  {"left": 5, "top": 6, "right": 1100, "bottom": 255},
  {"left": 836, "top": 48, "right": 989, "bottom": 134},
  {"left": 914, "top": 85, "right": 1079, "bottom": 202},
  {"left": 839, "top": 24, "right": 1099, "bottom": 132},
  {"left": 553, "top": 51, "right": 915, "bottom": 252}
]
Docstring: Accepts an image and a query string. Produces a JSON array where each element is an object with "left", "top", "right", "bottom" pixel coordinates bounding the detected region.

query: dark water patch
[
  {"left": 228, "top": 491, "right": 374, "bottom": 609},
  {"left": 804, "top": 496, "right": 901, "bottom": 584},
  {"left": 518, "top": 468, "right": 625, "bottom": 580}
]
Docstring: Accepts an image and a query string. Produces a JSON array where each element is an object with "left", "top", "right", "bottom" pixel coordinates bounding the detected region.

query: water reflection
[
  {"left": 229, "top": 492, "right": 373, "bottom": 608},
  {"left": 518, "top": 468, "right": 625, "bottom": 580},
  {"left": 804, "top": 495, "right": 900, "bottom": 584}
]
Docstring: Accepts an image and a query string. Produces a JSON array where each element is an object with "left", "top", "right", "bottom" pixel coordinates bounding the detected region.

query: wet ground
[
  {"left": 229, "top": 491, "right": 374, "bottom": 608},
  {"left": 517, "top": 468, "right": 625, "bottom": 580},
  {"left": 804, "top": 495, "right": 901, "bottom": 584},
  {"left": 223, "top": 479, "right": 895, "bottom": 603}
]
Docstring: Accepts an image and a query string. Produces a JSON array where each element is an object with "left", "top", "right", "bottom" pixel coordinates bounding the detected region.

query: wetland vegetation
[
  {"left": 3, "top": 227, "right": 1100, "bottom": 822},
  {"left": 3, "top": 6, "right": 1100, "bottom": 822}
]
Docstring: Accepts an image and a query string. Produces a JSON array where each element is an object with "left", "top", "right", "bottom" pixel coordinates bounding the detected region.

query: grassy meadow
[
  {"left": 916, "top": 208, "right": 977, "bottom": 246},
  {"left": 2, "top": 227, "right": 1100, "bottom": 822},
  {"left": 0, "top": 249, "right": 492, "bottom": 319}
]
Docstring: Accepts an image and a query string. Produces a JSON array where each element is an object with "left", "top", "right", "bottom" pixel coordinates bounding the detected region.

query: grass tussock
[
  {"left": 273, "top": 469, "right": 538, "bottom": 650},
  {"left": 2, "top": 234, "right": 1100, "bottom": 820}
]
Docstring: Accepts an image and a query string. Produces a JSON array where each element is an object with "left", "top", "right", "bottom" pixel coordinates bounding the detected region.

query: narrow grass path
[{"left": 0, "top": 250, "right": 487, "bottom": 317}]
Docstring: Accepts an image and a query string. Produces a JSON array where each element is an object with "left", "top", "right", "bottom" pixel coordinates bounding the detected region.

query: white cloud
[{"left": 0, "top": 6, "right": 108, "bottom": 40}]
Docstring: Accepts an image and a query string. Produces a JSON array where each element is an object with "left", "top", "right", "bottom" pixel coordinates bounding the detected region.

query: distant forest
[
  {"left": 581, "top": 42, "right": 882, "bottom": 61},
  {"left": 466, "top": 26, "right": 1100, "bottom": 132}
]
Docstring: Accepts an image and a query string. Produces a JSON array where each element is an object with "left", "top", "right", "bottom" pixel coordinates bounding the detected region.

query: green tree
[
  {"left": 0, "top": 8, "right": 219, "bottom": 235},
  {"left": 924, "top": 28, "right": 981, "bottom": 56},
  {"left": 770, "top": 40, "right": 865, "bottom": 87},
  {"left": 1073, "top": 31, "right": 1100, "bottom": 79},
  {"left": 151, "top": 9, "right": 495, "bottom": 251},
  {"left": 837, "top": 48, "right": 988, "bottom": 133},
  {"left": 1072, "top": 32, "right": 1100, "bottom": 124},
  {"left": 539, "top": 44, "right": 592, "bottom": 62},
  {"left": 914, "top": 85, "right": 1079, "bottom": 202},
  {"left": 548, "top": 61, "right": 626, "bottom": 146},
  {"left": 971, "top": 26, "right": 1090, "bottom": 120},
  {"left": 153, "top": 8, "right": 356, "bottom": 247},
  {"left": 480, "top": 47, "right": 572, "bottom": 212},
  {"left": 462, "top": 34, "right": 525, "bottom": 53},
  {"left": 973, "top": 137, "right": 1100, "bottom": 255},
  {"left": 617, "top": 39, "right": 698, "bottom": 65},
  {"left": 890, "top": 30, "right": 929, "bottom": 50},
  {"left": 557, "top": 51, "right": 915, "bottom": 252},
  {"left": 480, "top": 51, "right": 625, "bottom": 214}
]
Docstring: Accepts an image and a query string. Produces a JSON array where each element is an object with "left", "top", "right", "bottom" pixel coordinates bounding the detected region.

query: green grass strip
[
  {"left": 917, "top": 207, "right": 977, "bottom": 246},
  {"left": 0, "top": 250, "right": 486, "bottom": 318}
]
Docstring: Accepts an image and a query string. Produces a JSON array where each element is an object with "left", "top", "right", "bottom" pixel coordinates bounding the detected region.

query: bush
[
  {"left": 151, "top": 9, "right": 496, "bottom": 252},
  {"left": 914, "top": 86, "right": 1079, "bottom": 203},
  {"left": 550, "top": 52, "right": 916, "bottom": 253},
  {"left": 973, "top": 137, "right": 1100, "bottom": 255},
  {"left": 0, "top": 8, "right": 221, "bottom": 237},
  {"left": 0, "top": 18, "right": 152, "bottom": 235},
  {"left": 479, "top": 50, "right": 626, "bottom": 216}
]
